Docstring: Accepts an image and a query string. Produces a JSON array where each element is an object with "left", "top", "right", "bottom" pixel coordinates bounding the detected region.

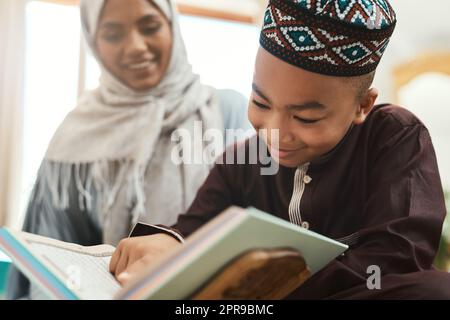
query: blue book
[{"left": 0, "top": 249, "right": 11, "bottom": 298}]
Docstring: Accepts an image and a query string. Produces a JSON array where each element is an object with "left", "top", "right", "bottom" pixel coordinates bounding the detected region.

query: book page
[{"left": 15, "top": 231, "right": 121, "bottom": 300}]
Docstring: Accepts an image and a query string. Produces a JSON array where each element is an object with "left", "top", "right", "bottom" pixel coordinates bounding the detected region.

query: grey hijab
[{"left": 41, "top": 0, "right": 223, "bottom": 245}]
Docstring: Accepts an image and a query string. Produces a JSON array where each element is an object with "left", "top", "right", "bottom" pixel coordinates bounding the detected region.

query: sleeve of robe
[
  {"left": 290, "top": 115, "right": 447, "bottom": 299},
  {"left": 171, "top": 145, "right": 246, "bottom": 238},
  {"left": 6, "top": 161, "right": 102, "bottom": 300}
]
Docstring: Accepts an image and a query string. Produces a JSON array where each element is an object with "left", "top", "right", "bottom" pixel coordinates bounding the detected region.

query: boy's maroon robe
[{"left": 168, "top": 104, "right": 450, "bottom": 299}]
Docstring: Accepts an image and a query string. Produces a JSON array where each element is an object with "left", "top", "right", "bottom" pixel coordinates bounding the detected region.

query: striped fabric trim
[
  {"left": 334, "top": 231, "right": 361, "bottom": 246},
  {"left": 129, "top": 223, "right": 186, "bottom": 244},
  {"left": 288, "top": 163, "right": 310, "bottom": 227},
  {"left": 145, "top": 225, "right": 185, "bottom": 244}
]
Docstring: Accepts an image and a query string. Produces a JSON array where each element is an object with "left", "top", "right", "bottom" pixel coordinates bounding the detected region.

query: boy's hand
[{"left": 109, "top": 233, "right": 182, "bottom": 285}]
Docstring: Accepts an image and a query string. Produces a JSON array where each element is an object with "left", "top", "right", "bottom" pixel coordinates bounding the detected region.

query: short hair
[{"left": 347, "top": 71, "right": 376, "bottom": 101}]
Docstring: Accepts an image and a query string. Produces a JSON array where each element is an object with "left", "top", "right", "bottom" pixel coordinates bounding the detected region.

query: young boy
[{"left": 109, "top": 0, "right": 450, "bottom": 299}]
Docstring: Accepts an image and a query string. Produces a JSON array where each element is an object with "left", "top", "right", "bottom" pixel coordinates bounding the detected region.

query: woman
[{"left": 7, "top": 0, "right": 250, "bottom": 299}]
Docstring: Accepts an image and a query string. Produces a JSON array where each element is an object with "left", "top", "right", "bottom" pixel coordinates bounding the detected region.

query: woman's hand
[{"left": 109, "top": 233, "right": 182, "bottom": 285}]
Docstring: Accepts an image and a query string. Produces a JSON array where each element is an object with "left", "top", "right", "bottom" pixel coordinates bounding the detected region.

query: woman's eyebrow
[
  {"left": 99, "top": 22, "right": 122, "bottom": 30},
  {"left": 138, "top": 14, "right": 161, "bottom": 24},
  {"left": 252, "top": 83, "right": 272, "bottom": 103},
  {"left": 99, "top": 15, "right": 159, "bottom": 30}
]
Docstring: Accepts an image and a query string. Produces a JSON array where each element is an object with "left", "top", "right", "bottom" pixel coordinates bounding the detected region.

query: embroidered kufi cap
[{"left": 260, "top": 0, "right": 397, "bottom": 76}]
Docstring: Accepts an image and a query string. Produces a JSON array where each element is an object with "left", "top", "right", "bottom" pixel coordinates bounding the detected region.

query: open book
[{"left": 0, "top": 207, "right": 348, "bottom": 300}]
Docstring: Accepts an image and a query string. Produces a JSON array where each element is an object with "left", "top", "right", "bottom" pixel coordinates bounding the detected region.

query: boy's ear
[{"left": 353, "top": 87, "right": 378, "bottom": 125}]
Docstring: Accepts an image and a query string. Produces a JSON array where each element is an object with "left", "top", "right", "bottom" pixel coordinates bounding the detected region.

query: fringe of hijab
[{"left": 35, "top": 158, "right": 152, "bottom": 226}]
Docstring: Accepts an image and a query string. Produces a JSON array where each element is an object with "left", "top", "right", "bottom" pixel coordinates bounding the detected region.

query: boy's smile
[
  {"left": 248, "top": 47, "right": 378, "bottom": 168},
  {"left": 268, "top": 145, "right": 306, "bottom": 161}
]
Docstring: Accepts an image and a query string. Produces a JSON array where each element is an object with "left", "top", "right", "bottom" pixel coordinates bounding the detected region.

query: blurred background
[{"left": 0, "top": 0, "right": 449, "bottom": 298}]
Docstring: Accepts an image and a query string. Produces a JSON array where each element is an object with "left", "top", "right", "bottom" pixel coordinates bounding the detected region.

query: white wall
[
  {"left": 373, "top": 0, "right": 450, "bottom": 103},
  {"left": 375, "top": 1, "right": 450, "bottom": 191},
  {"left": 399, "top": 73, "right": 450, "bottom": 190}
]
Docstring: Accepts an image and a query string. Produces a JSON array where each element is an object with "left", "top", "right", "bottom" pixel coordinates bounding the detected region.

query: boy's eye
[
  {"left": 294, "top": 116, "right": 320, "bottom": 124},
  {"left": 252, "top": 100, "right": 270, "bottom": 110}
]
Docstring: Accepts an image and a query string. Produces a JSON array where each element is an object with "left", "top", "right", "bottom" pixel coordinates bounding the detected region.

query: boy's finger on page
[
  {"left": 119, "top": 257, "right": 152, "bottom": 285},
  {"left": 109, "top": 247, "right": 122, "bottom": 274},
  {"left": 117, "top": 271, "right": 132, "bottom": 286},
  {"left": 115, "top": 253, "right": 130, "bottom": 277}
]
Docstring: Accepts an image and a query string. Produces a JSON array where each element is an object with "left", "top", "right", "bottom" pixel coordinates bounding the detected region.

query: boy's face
[{"left": 249, "top": 47, "right": 377, "bottom": 168}]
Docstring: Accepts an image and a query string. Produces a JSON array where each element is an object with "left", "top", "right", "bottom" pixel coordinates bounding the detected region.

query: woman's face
[{"left": 96, "top": 0, "right": 173, "bottom": 92}]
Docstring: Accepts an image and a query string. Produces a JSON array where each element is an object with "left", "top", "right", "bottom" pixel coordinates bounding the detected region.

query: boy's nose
[
  {"left": 264, "top": 115, "right": 296, "bottom": 146},
  {"left": 265, "top": 127, "right": 295, "bottom": 146},
  {"left": 279, "top": 129, "right": 296, "bottom": 145}
]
